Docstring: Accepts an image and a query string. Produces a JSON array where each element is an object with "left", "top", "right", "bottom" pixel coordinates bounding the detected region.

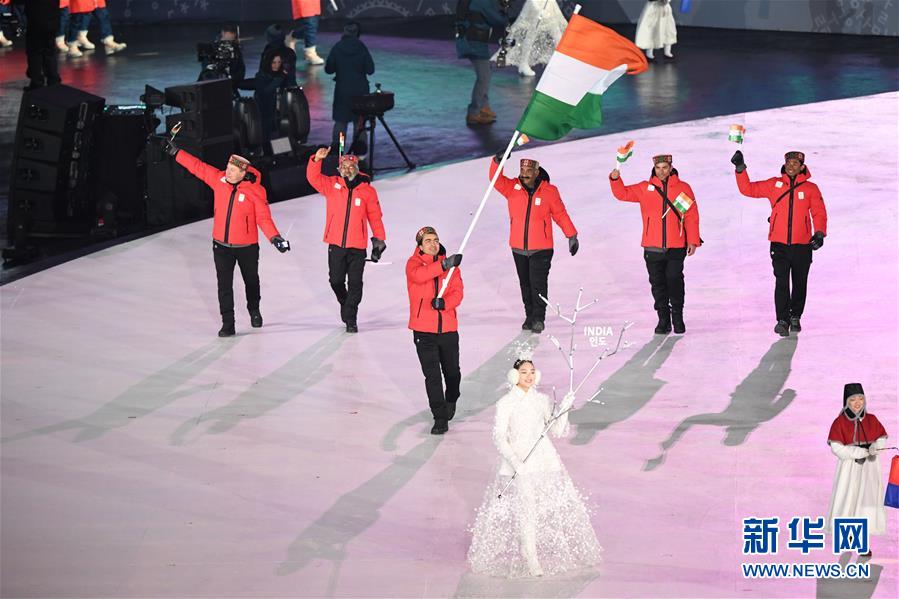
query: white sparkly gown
[
  {"left": 491, "top": 0, "right": 568, "bottom": 75},
  {"left": 634, "top": 0, "right": 677, "bottom": 51},
  {"left": 467, "top": 384, "right": 601, "bottom": 578}
]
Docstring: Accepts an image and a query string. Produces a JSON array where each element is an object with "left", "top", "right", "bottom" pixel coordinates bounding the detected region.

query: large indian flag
[{"left": 517, "top": 14, "right": 648, "bottom": 141}]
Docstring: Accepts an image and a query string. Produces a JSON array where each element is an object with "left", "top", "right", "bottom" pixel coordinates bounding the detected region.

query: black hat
[{"left": 843, "top": 383, "right": 865, "bottom": 405}]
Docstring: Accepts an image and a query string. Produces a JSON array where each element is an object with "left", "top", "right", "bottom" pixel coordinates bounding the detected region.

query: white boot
[
  {"left": 55, "top": 35, "right": 68, "bottom": 52},
  {"left": 518, "top": 62, "right": 536, "bottom": 77},
  {"left": 0, "top": 31, "right": 12, "bottom": 48},
  {"left": 663, "top": 44, "right": 675, "bottom": 59},
  {"left": 646, "top": 48, "right": 655, "bottom": 61},
  {"left": 304, "top": 46, "right": 324, "bottom": 66},
  {"left": 67, "top": 42, "right": 83, "bottom": 57},
  {"left": 102, "top": 35, "right": 127, "bottom": 54},
  {"left": 76, "top": 31, "right": 95, "bottom": 50},
  {"left": 285, "top": 34, "right": 298, "bottom": 51}
]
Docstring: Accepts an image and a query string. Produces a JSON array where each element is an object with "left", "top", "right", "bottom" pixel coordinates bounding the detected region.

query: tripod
[{"left": 351, "top": 112, "right": 415, "bottom": 179}]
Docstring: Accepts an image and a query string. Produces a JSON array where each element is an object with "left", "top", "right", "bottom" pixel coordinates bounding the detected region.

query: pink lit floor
[{"left": 2, "top": 93, "right": 897, "bottom": 598}]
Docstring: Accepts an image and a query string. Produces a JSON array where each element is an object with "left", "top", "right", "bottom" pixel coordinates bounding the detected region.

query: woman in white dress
[
  {"left": 634, "top": 0, "right": 677, "bottom": 61},
  {"left": 467, "top": 359, "right": 601, "bottom": 578},
  {"left": 826, "top": 383, "right": 889, "bottom": 556},
  {"left": 491, "top": 0, "right": 568, "bottom": 77}
]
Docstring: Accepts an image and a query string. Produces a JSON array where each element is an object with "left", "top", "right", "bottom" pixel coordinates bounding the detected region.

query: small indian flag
[
  {"left": 339, "top": 132, "right": 345, "bottom": 155},
  {"left": 672, "top": 192, "right": 694, "bottom": 214},
  {"left": 515, "top": 134, "right": 530, "bottom": 147},
  {"left": 616, "top": 140, "right": 635, "bottom": 164},
  {"left": 516, "top": 14, "right": 648, "bottom": 141},
  {"left": 728, "top": 124, "right": 745, "bottom": 144}
]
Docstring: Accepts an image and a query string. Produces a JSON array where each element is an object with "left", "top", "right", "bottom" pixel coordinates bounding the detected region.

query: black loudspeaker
[
  {"left": 146, "top": 134, "right": 236, "bottom": 226},
  {"left": 164, "top": 79, "right": 232, "bottom": 113},
  {"left": 278, "top": 87, "right": 310, "bottom": 145},
  {"left": 94, "top": 106, "right": 153, "bottom": 228},
  {"left": 165, "top": 109, "right": 232, "bottom": 141},
  {"left": 259, "top": 148, "right": 317, "bottom": 204},
  {"left": 234, "top": 96, "right": 263, "bottom": 156},
  {"left": 8, "top": 85, "right": 105, "bottom": 243}
]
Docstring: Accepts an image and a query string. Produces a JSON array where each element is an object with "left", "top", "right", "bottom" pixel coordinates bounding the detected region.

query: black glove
[
  {"left": 810, "top": 231, "right": 824, "bottom": 251},
  {"left": 494, "top": 149, "right": 505, "bottom": 164},
  {"left": 243, "top": 170, "right": 257, "bottom": 184},
  {"left": 370, "top": 237, "right": 386, "bottom": 262},
  {"left": 441, "top": 253, "right": 462, "bottom": 270},
  {"left": 164, "top": 138, "right": 180, "bottom": 157},
  {"left": 431, "top": 298, "right": 445, "bottom": 311},
  {"left": 730, "top": 150, "right": 746, "bottom": 173},
  {"left": 568, "top": 235, "right": 579, "bottom": 256},
  {"left": 271, "top": 235, "right": 290, "bottom": 253}
]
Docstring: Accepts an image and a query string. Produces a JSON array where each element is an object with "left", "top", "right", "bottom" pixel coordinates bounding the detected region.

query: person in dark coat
[
  {"left": 20, "top": 0, "right": 61, "bottom": 90},
  {"left": 324, "top": 21, "right": 374, "bottom": 150},
  {"left": 259, "top": 24, "right": 297, "bottom": 87},
  {"left": 240, "top": 48, "right": 290, "bottom": 156}
]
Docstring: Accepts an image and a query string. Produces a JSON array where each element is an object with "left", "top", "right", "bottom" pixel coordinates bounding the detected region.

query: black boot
[
  {"left": 430, "top": 419, "right": 448, "bottom": 435},
  {"left": 446, "top": 402, "right": 457, "bottom": 421},
  {"left": 654, "top": 310, "right": 672, "bottom": 335},
  {"left": 218, "top": 321, "right": 236, "bottom": 337},
  {"left": 671, "top": 310, "right": 685, "bottom": 334},
  {"left": 530, "top": 320, "right": 545, "bottom": 334},
  {"left": 346, "top": 321, "right": 358, "bottom": 333},
  {"left": 250, "top": 310, "right": 263, "bottom": 328},
  {"left": 789, "top": 316, "right": 801, "bottom": 332},
  {"left": 521, "top": 318, "right": 532, "bottom": 330},
  {"left": 774, "top": 320, "right": 790, "bottom": 336}
]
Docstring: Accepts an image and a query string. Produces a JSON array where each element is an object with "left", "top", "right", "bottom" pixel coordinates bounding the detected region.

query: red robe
[{"left": 827, "top": 411, "right": 887, "bottom": 446}]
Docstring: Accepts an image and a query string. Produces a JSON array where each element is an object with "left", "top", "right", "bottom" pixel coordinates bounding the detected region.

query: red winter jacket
[
  {"left": 735, "top": 168, "right": 827, "bottom": 245},
  {"left": 307, "top": 157, "right": 386, "bottom": 250},
  {"left": 489, "top": 160, "right": 577, "bottom": 251},
  {"left": 610, "top": 171, "right": 701, "bottom": 249},
  {"left": 406, "top": 245, "right": 464, "bottom": 334},
  {"left": 291, "top": 0, "right": 320, "bottom": 19},
  {"left": 69, "top": 0, "right": 105, "bottom": 14},
  {"left": 175, "top": 151, "right": 280, "bottom": 245}
]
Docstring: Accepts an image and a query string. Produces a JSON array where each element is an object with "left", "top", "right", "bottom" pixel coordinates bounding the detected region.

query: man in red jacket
[
  {"left": 609, "top": 154, "right": 701, "bottom": 335},
  {"left": 406, "top": 226, "right": 464, "bottom": 435},
  {"left": 307, "top": 146, "right": 387, "bottom": 333},
  {"left": 166, "top": 140, "right": 289, "bottom": 337},
  {"left": 490, "top": 155, "right": 579, "bottom": 333},
  {"left": 731, "top": 150, "right": 828, "bottom": 336}
]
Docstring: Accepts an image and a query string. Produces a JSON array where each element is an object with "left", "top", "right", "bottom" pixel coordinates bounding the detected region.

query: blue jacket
[
  {"left": 325, "top": 35, "right": 375, "bottom": 122},
  {"left": 455, "top": 0, "right": 508, "bottom": 60}
]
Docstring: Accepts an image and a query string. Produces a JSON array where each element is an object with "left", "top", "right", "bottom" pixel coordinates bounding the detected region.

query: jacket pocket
[
  {"left": 645, "top": 216, "right": 650, "bottom": 238},
  {"left": 245, "top": 216, "right": 249, "bottom": 234},
  {"left": 769, "top": 214, "right": 777, "bottom": 237},
  {"left": 325, "top": 214, "right": 334, "bottom": 237},
  {"left": 416, "top": 298, "right": 423, "bottom": 319}
]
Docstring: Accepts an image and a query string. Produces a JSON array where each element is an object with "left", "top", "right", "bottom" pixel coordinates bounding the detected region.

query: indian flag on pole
[{"left": 516, "top": 13, "right": 648, "bottom": 141}]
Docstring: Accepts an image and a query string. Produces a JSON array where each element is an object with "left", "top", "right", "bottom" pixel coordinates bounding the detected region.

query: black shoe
[
  {"left": 663, "top": 53, "right": 675, "bottom": 61},
  {"left": 774, "top": 320, "right": 790, "bottom": 337},
  {"left": 430, "top": 419, "right": 448, "bottom": 435},
  {"left": 654, "top": 311, "right": 672, "bottom": 335},
  {"left": 250, "top": 310, "right": 263, "bottom": 328},
  {"left": 218, "top": 322, "right": 236, "bottom": 337},
  {"left": 530, "top": 321, "right": 545, "bottom": 334},
  {"left": 346, "top": 322, "right": 358, "bottom": 333},
  {"left": 790, "top": 316, "right": 801, "bottom": 332},
  {"left": 521, "top": 319, "right": 532, "bottom": 330},
  {"left": 671, "top": 311, "right": 685, "bottom": 334},
  {"left": 446, "top": 402, "right": 457, "bottom": 421}
]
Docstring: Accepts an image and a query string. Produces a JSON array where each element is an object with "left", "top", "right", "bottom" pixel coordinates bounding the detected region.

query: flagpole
[{"left": 437, "top": 129, "right": 521, "bottom": 298}]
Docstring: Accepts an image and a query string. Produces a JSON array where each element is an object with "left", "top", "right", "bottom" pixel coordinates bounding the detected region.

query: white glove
[
  {"left": 510, "top": 457, "right": 525, "bottom": 473},
  {"left": 849, "top": 446, "right": 869, "bottom": 460},
  {"left": 560, "top": 392, "right": 576, "bottom": 411},
  {"left": 868, "top": 445, "right": 879, "bottom": 457}
]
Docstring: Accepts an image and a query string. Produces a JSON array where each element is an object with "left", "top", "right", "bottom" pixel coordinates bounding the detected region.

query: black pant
[
  {"left": 213, "top": 242, "right": 260, "bottom": 323},
  {"left": 24, "top": 2, "right": 60, "bottom": 88},
  {"left": 328, "top": 245, "right": 366, "bottom": 324},
  {"left": 644, "top": 247, "right": 687, "bottom": 313},
  {"left": 413, "top": 331, "right": 461, "bottom": 421},
  {"left": 770, "top": 242, "right": 812, "bottom": 322},
  {"left": 512, "top": 249, "right": 553, "bottom": 322}
]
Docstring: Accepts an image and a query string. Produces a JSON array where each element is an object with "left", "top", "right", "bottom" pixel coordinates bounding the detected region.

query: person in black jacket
[
  {"left": 324, "top": 21, "right": 374, "bottom": 151},
  {"left": 259, "top": 24, "right": 297, "bottom": 87},
  {"left": 241, "top": 49, "right": 291, "bottom": 156}
]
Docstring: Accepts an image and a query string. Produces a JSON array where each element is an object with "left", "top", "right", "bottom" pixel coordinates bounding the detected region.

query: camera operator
[
  {"left": 455, "top": 0, "right": 508, "bottom": 126},
  {"left": 197, "top": 22, "right": 245, "bottom": 96}
]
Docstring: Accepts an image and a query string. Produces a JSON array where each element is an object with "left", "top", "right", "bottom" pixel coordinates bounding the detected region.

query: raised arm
[{"left": 176, "top": 150, "right": 223, "bottom": 189}]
